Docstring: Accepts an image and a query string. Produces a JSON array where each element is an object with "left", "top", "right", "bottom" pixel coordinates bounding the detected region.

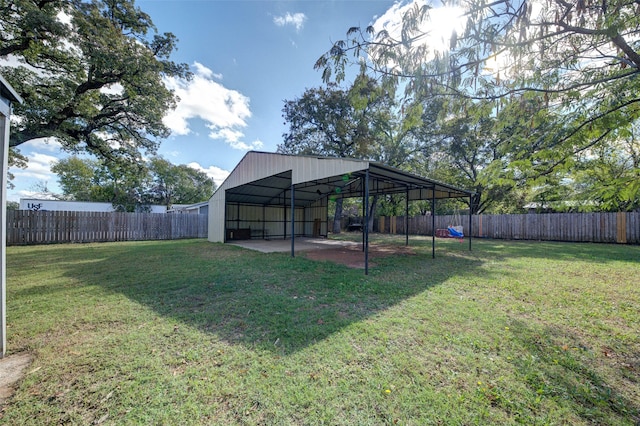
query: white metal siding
[
  {"left": 303, "top": 199, "right": 328, "bottom": 236},
  {"left": 208, "top": 195, "right": 226, "bottom": 242},
  {"left": 224, "top": 203, "right": 309, "bottom": 239},
  {"left": 217, "top": 152, "right": 368, "bottom": 192},
  {"left": 19, "top": 198, "right": 167, "bottom": 213},
  {"left": 208, "top": 152, "right": 369, "bottom": 242}
]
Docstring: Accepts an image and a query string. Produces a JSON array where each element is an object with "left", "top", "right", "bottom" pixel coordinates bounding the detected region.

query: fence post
[{"left": 616, "top": 212, "right": 627, "bottom": 244}]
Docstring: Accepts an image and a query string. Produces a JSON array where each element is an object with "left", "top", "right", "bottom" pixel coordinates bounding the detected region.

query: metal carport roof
[{"left": 222, "top": 152, "right": 472, "bottom": 208}]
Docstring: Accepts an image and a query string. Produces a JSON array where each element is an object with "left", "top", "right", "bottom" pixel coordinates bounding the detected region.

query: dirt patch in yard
[
  {"left": 304, "top": 243, "right": 415, "bottom": 269},
  {"left": 0, "top": 353, "right": 33, "bottom": 409}
]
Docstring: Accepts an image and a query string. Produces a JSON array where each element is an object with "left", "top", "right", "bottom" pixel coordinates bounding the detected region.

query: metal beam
[
  {"left": 291, "top": 184, "right": 295, "bottom": 257},
  {"left": 364, "top": 169, "right": 370, "bottom": 275},
  {"left": 469, "top": 194, "right": 473, "bottom": 252},
  {"left": 432, "top": 190, "right": 436, "bottom": 259},
  {"left": 405, "top": 188, "right": 409, "bottom": 246}
]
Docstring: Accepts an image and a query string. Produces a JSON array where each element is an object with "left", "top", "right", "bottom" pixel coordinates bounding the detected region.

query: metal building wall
[
  {"left": 208, "top": 152, "right": 369, "bottom": 243},
  {"left": 219, "top": 152, "right": 368, "bottom": 191},
  {"left": 225, "top": 203, "right": 307, "bottom": 239},
  {"left": 303, "top": 198, "right": 328, "bottom": 236},
  {"left": 208, "top": 195, "right": 226, "bottom": 242}
]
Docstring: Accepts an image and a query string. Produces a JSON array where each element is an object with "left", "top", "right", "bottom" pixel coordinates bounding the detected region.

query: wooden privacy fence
[
  {"left": 6, "top": 210, "right": 208, "bottom": 245},
  {"left": 349, "top": 212, "right": 639, "bottom": 244}
]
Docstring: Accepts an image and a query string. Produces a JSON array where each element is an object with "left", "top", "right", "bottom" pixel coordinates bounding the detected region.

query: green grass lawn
[{"left": 3, "top": 236, "right": 639, "bottom": 425}]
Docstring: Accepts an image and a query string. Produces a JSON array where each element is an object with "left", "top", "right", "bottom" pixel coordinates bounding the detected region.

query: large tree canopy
[
  {"left": 278, "top": 83, "right": 369, "bottom": 232},
  {"left": 316, "top": 0, "right": 640, "bottom": 211},
  {"left": 1, "top": 0, "right": 189, "bottom": 163},
  {"left": 146, "top": 157, "right": 216, "bottom": 207}
]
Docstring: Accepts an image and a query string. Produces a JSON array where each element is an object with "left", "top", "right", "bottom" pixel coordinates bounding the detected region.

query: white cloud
[
  {"left": 13, "top": 190, "right": 58, "bottom": 202},
  {"left": 163, "top": 62, "right": 255, "bottom": 151},
  {"left": 208, "top": 128, "right": 244, "bottom": 143},
  {"left": 273, "top": 12, "right": 307, "bottom": 32},
  {"left": 0, "top": 54, "right": 23, "bottom": 68},
  {"left": 56, "top": 11, "right": 72, "bottom": 25},
  {"left": 186, "top": 162, "right": 230, "bottom": 187},
  {"left": 21, "top": 137, "right": 62, "bottom": 153},
  {"left": 100, "top": 83, "right": 124, "bottom": 96},
  {"left": 228, "top": 139, "right": 264, "bottom": 151},
  {"left": 193, "top": 62, "right": 223, "bottom": 80},
  {"left": 11, "top": 152, "right": 59, "bottom": 181}
]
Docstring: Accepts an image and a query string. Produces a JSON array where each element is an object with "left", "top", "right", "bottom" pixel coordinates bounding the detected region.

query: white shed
[{"left": 19, "top": 198, "right": 168, "bottom": 214}]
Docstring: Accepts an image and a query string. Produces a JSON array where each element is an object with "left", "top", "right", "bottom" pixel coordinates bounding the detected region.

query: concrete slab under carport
[{"left": 228, "top": 237, "right": 360, "bottom": 253}]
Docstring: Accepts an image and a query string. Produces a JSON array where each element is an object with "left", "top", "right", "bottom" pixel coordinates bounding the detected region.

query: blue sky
[{"left": 9, "top": 0, "right": 460, "bottom": 202}]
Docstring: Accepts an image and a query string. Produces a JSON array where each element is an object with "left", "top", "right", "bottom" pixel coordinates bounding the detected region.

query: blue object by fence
[{"left": 447, "top": 226, "right": 464, "bottom": 238}]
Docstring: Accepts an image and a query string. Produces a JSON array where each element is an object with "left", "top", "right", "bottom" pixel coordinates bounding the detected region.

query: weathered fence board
[
  {"left": 351, "top": 212, "right": 640, "bottom": 244},
  {"left": 7, "top": 211, "right": 208, "bottom": 245}
]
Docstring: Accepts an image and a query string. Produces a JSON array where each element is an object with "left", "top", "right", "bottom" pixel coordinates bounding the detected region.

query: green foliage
[
  {"left": 565, "top": 138, "right": 639, "bottom": 212},
  {"left": 317, "top": 0, "right": 640, "bottom": 213},
  {"left": 51, "top": 156, "right": 99, "bottom": 201},
  {"left": 52, "top": 156, "right": 151, "bottom": 211},
  {"left": 147, "top": 157, "right": 216, "bottom": 207},
  {"left": 7, "top": 147, "right": 27, "bottom": 190},
  {"left": 1, "top": 0, "right": 189, "bottom": 165},
  {"left": 51, "top": 156, "right": 215, "bottom": 211},
  {"left": 278, "top": 83, "right": 365, "bottom": 158}
]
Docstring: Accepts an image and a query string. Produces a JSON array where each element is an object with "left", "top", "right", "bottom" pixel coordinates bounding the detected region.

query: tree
[
  {"left": 279, "top": 84, "right": 368, "bottom": 233},
  {"left": 147, "top": 157, "right": 216, "bottom": 207},
  {"left": 51, "top": 156, "right": 97, "bottom": 201},
  {"left": 51, "top": 155, "right": 216, "bottom": 211},
  {"left": 558, "top": 132, "right": 640, "bottom": 212},
  {"left": 52, "top": 156, "right": 150, "bottom": 211},
  {"left": 316, "top": 0, "right": 640, "bottom": 202},
  {"left": 350, "top": 74, "right": 427, "bottom": 225},
  {"left": 7, "top": 148, "right": 27, "bottom": 189},
  {"left": 279, "top": 84, "right": 364, "bottom": 158},
  {"left": 1, "top": 0, "right": 189, "bottom": 165}
]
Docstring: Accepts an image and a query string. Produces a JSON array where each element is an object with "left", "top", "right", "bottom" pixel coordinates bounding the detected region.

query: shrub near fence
[
  {"left": 335, "top": 212, "right": 640, "bottom": 244},
  {"left": 7, "top": 210, "right": 208, "bottom": 245}
]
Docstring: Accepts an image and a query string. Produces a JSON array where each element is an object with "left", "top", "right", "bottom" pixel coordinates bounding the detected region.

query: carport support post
[
  {"left": 431, "top": 189, "right": 436, "bottom": 259},
  {"left": 364, "top": 169, "right": 370, "bottom": 275},
  {"left": 291, "top": 183, "right": 295, "bottom": 257},
  {"left": 361, "top": 185, "right": 365, "bottom": 251},
  {"left": 469, "top": 194, "right": 473, "bottom": 252},
  {"left": 405, "top": 188, "right": 409, "bottom": 246}
]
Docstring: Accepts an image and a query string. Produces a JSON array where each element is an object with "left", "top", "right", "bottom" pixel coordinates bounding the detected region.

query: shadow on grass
[
  {"left": 54, "top": 239, "right": 489, "bottom": 355},
  {"left": 338, "top": 232, "right": 640, "bottom": 265},
  {"left": 507, "top": 319, "right": 640, "bottom": 424},
  {"left": 467, "top": 237, "right": 640, "bottom": 264}
]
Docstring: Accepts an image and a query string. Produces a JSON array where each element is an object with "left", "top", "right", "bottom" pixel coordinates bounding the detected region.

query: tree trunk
[
  {"left": 471, "top": 192, "right": 482, "bottom": 215},
  {"left": 332, "top": 198, "right": 343, "bottom": 234},
  {"left": 367, "top": 195, "right": 378, "bottom": 232}
]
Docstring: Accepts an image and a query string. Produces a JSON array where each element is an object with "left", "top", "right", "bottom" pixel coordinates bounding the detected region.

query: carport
[{"left": 208, "top": 151, "right": 474, "bottom": 274}]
